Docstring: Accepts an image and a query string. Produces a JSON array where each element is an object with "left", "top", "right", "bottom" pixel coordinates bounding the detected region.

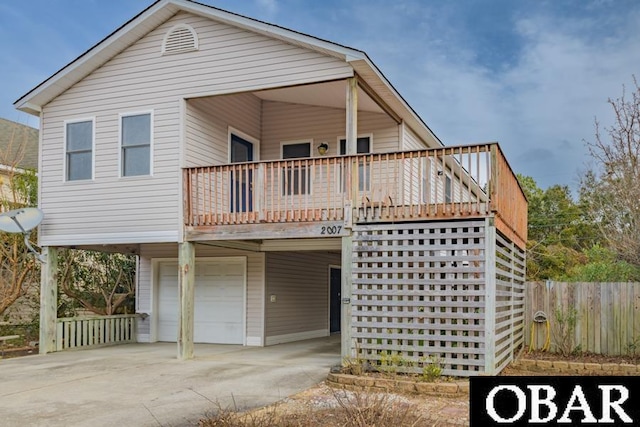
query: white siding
[
  {"left": 265, "top": 251, "right": 341, "bottom": 344},
  {"left": 39, "top": 11, "right": 353, "bottom": 245},
  {"left": 261, "top": 101, "right": 399, "bottom": 160},
  {"left": 136, "top": 243, "right": 265, "bottom": 344},
  {"left": 185, "top": 93, "right": 262, "bottom": 167},
  {"left": 402, "top": 123, "right": 429, "bottom": 150}
]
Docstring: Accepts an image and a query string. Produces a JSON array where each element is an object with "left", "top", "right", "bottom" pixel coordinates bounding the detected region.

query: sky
[{"left": 1, "top": 0, "right": 639, "bottom": 191}]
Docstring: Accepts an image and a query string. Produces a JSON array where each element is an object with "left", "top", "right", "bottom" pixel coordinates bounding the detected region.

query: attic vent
[{"left": 162, "top": 23, "right": 198, "bottom": 55}]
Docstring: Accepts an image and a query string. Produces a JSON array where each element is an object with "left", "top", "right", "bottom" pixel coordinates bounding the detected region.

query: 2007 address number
[{"left": 320, "top": 225, "right": 342, "bottom": 235}]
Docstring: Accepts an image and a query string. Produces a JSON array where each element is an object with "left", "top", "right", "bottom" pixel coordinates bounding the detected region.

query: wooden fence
[
  {"left": 525, "top": 281, "right": 640, "bottom": 356},
  {"left": 56, "top": 314, "right": 137, "bottom": 351}
]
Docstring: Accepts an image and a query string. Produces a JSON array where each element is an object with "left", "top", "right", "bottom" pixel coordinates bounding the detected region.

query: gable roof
[
  {"left": 0, "top": 118, "right": 39, "bottom": 170},
  {"left": 14, "top": 0, "right": 441, "bottom": 147}
]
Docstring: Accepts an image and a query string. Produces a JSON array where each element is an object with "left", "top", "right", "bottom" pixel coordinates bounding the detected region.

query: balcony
[{"left": 183, "top": 143, "right": 527, "bottom": 247}]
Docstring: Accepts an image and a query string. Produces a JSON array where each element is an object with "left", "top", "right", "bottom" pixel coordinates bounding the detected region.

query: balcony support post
[
  {"left": 39, "top": 246, "right": 58, "bottom": 354},
  {"left": 484, "top": 217, "right": 497, "bottom": 375},
  {"left": 341, "top": 234, "right": 353, "bottom": 361},
  {"left": 346, "top": 76, "right": 358, "bottom": 156},
  {"left": 346, "top": 76, "right": 359, "bottom": 207},
  {"left": 178, "top": 241, "right": 195, "bottom": 360}
]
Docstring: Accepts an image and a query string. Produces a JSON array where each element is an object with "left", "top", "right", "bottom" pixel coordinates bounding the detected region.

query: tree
[
  {"left": 518, "top": 174, "right": 596, "bottom": 280},
  {"left": 0, "top": 124, "right": 39, "bottom": 317},
  {"left": 563, "top": 245, "right": 640, "bottom": 282},
  {"left": 520, "top": 174, "right": 596, "bottom": 250},
  {"left": 582, "top": 77, "right": 640, "bottom": 266},
  {"left": 58, "top": 249, "right": 136, "bottom": 316}
]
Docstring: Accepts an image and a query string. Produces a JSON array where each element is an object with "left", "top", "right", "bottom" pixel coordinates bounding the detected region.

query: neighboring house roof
[
  {"left": 13, "top": 0, "right": 442, "bottom": 147},
  {"left": 0, "top": 118, "right": 39, "bottom": 170}
]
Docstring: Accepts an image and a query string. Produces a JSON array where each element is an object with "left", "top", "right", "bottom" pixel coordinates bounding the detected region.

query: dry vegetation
[{"left": 198, "top": 382, "right": 468, "bottom": 427}]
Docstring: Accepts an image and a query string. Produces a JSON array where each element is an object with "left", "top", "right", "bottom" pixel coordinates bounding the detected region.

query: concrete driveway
[{"left": 0, "top": 336, "right": 340, "bottom": 427}]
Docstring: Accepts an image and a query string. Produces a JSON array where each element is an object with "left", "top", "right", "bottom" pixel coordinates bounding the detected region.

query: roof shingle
[{"left": 0, "top": 118, "right": 39, "bottom": 170}]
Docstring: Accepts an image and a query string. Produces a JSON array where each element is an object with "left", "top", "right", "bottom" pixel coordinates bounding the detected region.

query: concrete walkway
[{"left": 0, "top": 336, "right": 340, "bottom": 427}]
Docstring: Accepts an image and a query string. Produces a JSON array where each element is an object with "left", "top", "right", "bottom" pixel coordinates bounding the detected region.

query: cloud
[
  {"left": 4, "top": 0, "right": 639, "bottom": 193},
  {"left": 255, "top": 0, "right": 278, "bottom": 18},
  {"left": 381, "top": 4, "right": 640, "bottom": 190}
]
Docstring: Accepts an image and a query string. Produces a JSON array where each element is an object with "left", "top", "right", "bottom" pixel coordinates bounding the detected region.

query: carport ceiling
[{"left": 254, "top": 80, "right": 384, "bottom": 113}]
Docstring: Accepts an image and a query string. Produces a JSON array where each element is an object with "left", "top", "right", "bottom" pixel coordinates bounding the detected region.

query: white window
[
  {"left": 282, "top": 142, "right": 311, "bottom": 195},
  {"left": 65, "top": 119, "right": 94, "bottom": 181},
  {"left": 445, "top": 175, "right": 453, "bottom": 203},
  {"left": 121, "top": 112, "right": 152, "bottom": 177}
]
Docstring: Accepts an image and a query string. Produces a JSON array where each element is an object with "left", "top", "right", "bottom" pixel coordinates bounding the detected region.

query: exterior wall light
[{"left": 317, "top": 142, "right": 329, "bottom": 155}]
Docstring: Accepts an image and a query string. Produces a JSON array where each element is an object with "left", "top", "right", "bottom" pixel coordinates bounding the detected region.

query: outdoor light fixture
[{"left": 317, "top": 142, "right": 329, "bottom": 155}]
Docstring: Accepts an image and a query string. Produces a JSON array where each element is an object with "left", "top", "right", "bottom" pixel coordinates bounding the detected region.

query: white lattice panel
[
  {"left": 351, "top": 220, "right": 488, "bottom": 376},
  {"left": 493, "top": 230, "right": 526, "bottom": 373}
]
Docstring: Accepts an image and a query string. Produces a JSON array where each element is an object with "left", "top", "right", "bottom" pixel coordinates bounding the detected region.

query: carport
[{"left": 0, "top": 336, "right": 340, "bottom": 427}]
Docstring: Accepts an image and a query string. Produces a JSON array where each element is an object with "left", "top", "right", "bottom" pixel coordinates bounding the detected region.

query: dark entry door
[
  {"left": 230, "top": 134, "right": 254, "bottom": 213},
  {"left": 330, "top": 267, "right": 341, "bottom": 333}
]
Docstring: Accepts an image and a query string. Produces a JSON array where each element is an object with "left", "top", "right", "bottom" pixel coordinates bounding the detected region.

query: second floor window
[
  {"left": 65, "top": 119, "right": 93, "bottom": 181},
  {"left": 121, "top": 113, "right": 151, "bottom": 177},
  {"left": 339, "top": 136, "right": 371, "bottom": 192},
  {"left": 282, "top": 142, "right": 311, "bottom": 195}
]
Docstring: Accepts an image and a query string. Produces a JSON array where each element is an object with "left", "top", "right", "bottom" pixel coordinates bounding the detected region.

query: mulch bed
[
  {"left": 499, "top": 350, "right": 640, "bottom": 376},
  {"left": 519, "top": 350, "right": 639, "bottom": 365}
]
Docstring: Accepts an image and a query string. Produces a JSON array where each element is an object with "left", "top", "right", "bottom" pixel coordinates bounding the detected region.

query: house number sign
[{"left": 320, "top": 225, "right": 342, "bottom": 235}]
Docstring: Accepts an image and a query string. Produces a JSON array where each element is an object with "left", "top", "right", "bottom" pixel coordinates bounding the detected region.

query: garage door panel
[
  {"left": 194, "top": 320, "right": 243, "bottom": 343},
  {"left": 157, "top": 259, "right": 245, "bottom": 344}
]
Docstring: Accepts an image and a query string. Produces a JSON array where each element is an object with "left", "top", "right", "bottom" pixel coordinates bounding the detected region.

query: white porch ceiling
[{"left": 253, "top": 80, "right": 384, "bottom": 113}]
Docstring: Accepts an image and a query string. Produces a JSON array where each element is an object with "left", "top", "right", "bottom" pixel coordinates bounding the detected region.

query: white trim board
[
  {"left": 40, "top": 230, "right": 179, "bottom": 246},
  {"left": 265, "top": 329, "right": 328, "bottom": 346}
]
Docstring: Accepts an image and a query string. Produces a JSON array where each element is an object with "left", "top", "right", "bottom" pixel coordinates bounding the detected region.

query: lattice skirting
[{"left": 349, "top": 218, "right": 525, "bottom": 377}]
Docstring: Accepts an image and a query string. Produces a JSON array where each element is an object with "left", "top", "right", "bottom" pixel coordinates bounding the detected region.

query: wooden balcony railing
[{"left": 183, "top": 143, "right": 527, "bottom": 247}]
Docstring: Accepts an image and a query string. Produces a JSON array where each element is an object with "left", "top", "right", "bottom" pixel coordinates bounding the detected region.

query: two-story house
[{"left": 15, "top": 0, "right": 527, "bottom": 376}]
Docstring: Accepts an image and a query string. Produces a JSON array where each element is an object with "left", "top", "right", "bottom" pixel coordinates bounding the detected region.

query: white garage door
[{"left": 156, "top": 258, "right": 245, "bottom": 344}]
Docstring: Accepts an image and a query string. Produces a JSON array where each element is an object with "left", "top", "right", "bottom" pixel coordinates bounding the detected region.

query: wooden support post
[
  {"left": 39, "top": 247, "right": 58, "bottom": 354},
  {"left": 346, "top": 77, "right": 359, "bottom": 207},
  {"left": 346, "top": 77, "right": 358, "bottom": 155},
  {"left": 484, "top": 217, "right": 497, "bottom": 375},
  {"left": 341, "top": 234, "right": 353, "bottom": 361},
  {"left": 178, "top": 241, "right": 195, "bottom": 360}
]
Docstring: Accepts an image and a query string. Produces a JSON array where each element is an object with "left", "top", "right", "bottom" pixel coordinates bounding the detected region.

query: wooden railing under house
[{"left": 56, "top": 314, "right": 137, "bottom": 351}]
